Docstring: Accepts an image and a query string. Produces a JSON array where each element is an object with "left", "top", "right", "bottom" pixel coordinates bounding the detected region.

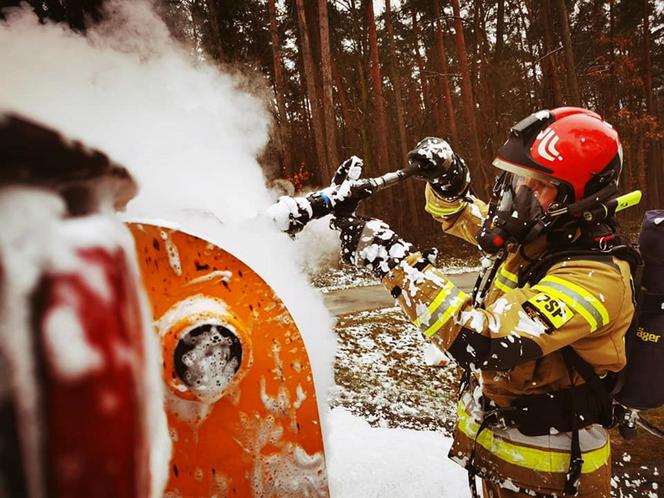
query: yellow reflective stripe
[
  {"left": 425, "top": 200, "right": 467, "bottom": 217},
  {"left": 499, "top": 265, "right": 518, "bottom": 284},
  {"left": 423, "top": 289, "right": 467, "bottom": 337},
  {"left": 533, "top": 284, "right": 598, "bottom": 331},
  {"left": 493, "top": 264, "right": 518, "bottom": 294},
  {"left": 534, "top": 275, "right": 609, "bottom": 333},
  {"left": 494, "top": 278, "right": 514, "bottom": 294},
  {"left": 413, "top": 281, "right": 455, "bottom": 327},
  {"left": 496, "top": 273, "right": 517, "bottom": 289},
  {"left": 456, "top": 404, "right": 610, "bottom": 474}
]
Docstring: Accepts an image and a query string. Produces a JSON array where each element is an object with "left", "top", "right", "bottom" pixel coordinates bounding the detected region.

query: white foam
[{"left": 0, "top": 1, "right": 337, "bottom": 457}]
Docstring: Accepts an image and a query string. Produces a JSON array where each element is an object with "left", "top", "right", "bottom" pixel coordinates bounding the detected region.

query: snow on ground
[
  {"left": 321, "top": 267, "right": 471, "bottom": 497},
  {"left": 331, "top": 306, "right": 459, "bottom": 433},
  {"left": 313, "top": 260, "right": 482, "bottom": 293}
]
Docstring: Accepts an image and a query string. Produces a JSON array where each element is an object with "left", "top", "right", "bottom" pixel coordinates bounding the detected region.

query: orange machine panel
[{"left": 128, "top": 222, "right": 328, "bottom": 498}]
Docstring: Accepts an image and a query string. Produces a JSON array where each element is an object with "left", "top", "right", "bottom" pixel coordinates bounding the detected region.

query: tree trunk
[
  {"left": 384, "top": 0, "right": 418, "bottom": 235},
  {"left": 189, "top": 1, "right": 201, "bottom": 51},
  {"left": 492, "top": 0, "right": 505, "bottom": 127},
  {"left": 366, "top": 0, "right": 390, "bottom": 173},
  {"left": 476, "top": 1, "right": 496, "bottom": 150},
  {"left": 295, "top": 0, "right": 328, "bottom": 183},
  {"left": 267, "top": 0, "right": 294, "bottom": 178},
  {"left": 449, "top": 0, "right": 488, "bottom": 194},
  {"left": 385, "top": 0, "right": 409, "bottom": 166},
  {"left": 428, "top": 43, "right": 447, "bottom": 139},
  {"left": 431, "top": 0, "right": 459, "bottom": 145},
  {"left": 318, "top": 0, "right": 339, "bottom": 170},
  {"left": 607, "top": 0, "right": 618, "bottom": 114},
  {"left": 495, "top": 0, "right": 505, "bottom": 62},
  {"left": 643, "top": 0, "right": 654, "bottom": 114},
  {"left": 542, "top": 0, "right": 563, "bottom": 107},
  {"left": 331, "top": 59, "right": 354, "bottom": 153},
  {"left": 204, "top": 0, "right": 224, "bottom": 61},
  {"left": 355, "top": 57, "right": 373, "bottom": 175},
  {"left": 636, "top": 134, "right": 647, "bottom": 196},
  {"left": 411, "top": 5, "right": 433, "bottom": 138},
  {"left": 407, "top": 75, "right": 425, "bottom": 139},
  {"left": 555, "top": 0, "right": 581, "bottom": 106},
  {"left": 516, "top": 2, "right": 538, "bottom": 109}
]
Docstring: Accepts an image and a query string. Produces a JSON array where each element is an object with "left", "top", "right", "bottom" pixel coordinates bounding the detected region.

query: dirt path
[{"left": 322, "top": 271, "right": 478, "bottom": 315}]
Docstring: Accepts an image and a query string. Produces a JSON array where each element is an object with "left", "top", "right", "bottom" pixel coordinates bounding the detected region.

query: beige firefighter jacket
[{"left": 381, "top": 184, "right": 635, "bottom": 497}]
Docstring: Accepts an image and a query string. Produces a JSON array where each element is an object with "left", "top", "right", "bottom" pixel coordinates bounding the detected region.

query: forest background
[{"left": 2, "top": 0, "right": 662, "bottom": 245}]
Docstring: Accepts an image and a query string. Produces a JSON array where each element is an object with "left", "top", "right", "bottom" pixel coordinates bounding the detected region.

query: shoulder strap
[
  {"left": 560, "top": 345, "right": 616, "bottom": 494},
  {"left": 561, "top": 346, "right": 598, "bottom": 384},
  {"left": 519, "top": 249, "right": 601, "bottom": 287},
  {"left": 560, "top": 346, "right": 616, "bottom": 422},
  {"left": 520, "top": 241, "right": 642, "bottom": 289}
]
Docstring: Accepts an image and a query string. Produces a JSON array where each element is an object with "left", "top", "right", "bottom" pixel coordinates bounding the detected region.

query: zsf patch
[{"left": 522, "top": 293, "right": 573, "bottom": 332}]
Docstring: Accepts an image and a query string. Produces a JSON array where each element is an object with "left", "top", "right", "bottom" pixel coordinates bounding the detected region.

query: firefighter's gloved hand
[
  {"left": 266, "top": 156, "right": 373, "bottom": 235},
  {"left": 408, "top": 137, "right": 470, "bottom": 199},
  {"left": 266, "top": 195, "right": 314, "bottom": 234},
  {"left": 328, "top": 156, "right": 374, "bottom": 216},
  {"left": 331, "top": 215, "right": 416, "bottom": 279}
]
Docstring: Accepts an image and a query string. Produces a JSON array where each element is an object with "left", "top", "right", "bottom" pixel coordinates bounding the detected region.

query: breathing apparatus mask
[{"left": 478, "top": 169, "right": 565, "bottom": 254}]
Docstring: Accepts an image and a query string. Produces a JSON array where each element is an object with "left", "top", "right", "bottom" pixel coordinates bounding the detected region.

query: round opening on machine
[{"left": 173, "top": 323, "right": 243, "bottom": 400}]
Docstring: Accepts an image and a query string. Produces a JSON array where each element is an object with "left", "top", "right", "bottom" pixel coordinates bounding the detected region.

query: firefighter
[{"left": 331, "top": 107, "right": 638, "bottom": 497}]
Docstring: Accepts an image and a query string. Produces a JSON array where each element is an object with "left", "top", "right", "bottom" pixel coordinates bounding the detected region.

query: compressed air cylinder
[{"left": 616, "top": 210, "right": 664, "bottom": 410}]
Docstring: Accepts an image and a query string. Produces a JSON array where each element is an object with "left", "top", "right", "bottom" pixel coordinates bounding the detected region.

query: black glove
[
  {"left": 331, "top": 215, "right": 415, "bottom": 279},
  {"left": 408, "top": 137, "right": 470, "bottom": 199},
  {"left": 327, "top": 156, "right": 374, "bottom": 216}
]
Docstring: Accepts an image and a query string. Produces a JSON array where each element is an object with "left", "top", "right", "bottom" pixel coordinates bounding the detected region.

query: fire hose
[{"left": 266, "top": 162, "right": 422, "bottom": 235}]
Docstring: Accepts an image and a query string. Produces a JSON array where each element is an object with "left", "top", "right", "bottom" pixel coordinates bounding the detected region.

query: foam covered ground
[{"left": 326, "top": 407, "right": 470, "bottom": 498}]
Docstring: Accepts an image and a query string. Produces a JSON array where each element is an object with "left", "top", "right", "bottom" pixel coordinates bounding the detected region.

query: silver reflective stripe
[
  {"left": 421, "top": 286, "right": 466, "bottom": 337},
  {"left": 496, "top": 272, "right": 517, "bottom": 289},
  {"left": 535, "top": 280, "right": 605, "bottom": 330}
]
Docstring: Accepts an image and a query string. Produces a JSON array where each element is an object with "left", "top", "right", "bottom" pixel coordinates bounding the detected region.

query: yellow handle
[{"left": 614, "top": 190, "right": 642, "bottom": 213}]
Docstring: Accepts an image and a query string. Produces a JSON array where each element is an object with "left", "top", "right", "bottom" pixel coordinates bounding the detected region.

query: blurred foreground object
[{"left": 0, "top": 113, "right": 169, "bottom": 498}]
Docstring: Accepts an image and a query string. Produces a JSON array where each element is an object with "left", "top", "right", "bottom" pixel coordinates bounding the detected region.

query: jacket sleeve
[
  {"left": 424, "top": 183, "right": 487, "bottom": 246},
  {"left": 382, "top": 254, "right": 632, "bottom": 372}
]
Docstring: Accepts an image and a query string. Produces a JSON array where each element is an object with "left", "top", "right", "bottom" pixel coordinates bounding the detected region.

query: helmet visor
[{"left": 497, "top": 173, "right": 559, "bottom": 220}]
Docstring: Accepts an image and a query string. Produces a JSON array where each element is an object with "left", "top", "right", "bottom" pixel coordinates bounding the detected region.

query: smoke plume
[{"left": 0, "top": 0, "right": 338, "bottom": 442}]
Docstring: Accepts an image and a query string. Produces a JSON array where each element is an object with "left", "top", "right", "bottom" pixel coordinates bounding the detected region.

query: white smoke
[
  {"left": 1, "top": 1, "right": 270, "bottom": 220},
  {"left": 0, "top": 0, "right": 337, "bottom": 451}
]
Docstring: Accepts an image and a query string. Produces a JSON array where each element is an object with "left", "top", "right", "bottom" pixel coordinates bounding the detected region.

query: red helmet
[
  {"left": 478, "top": 108, "right": 623, "bottom": 254},
  {"left": 492, "top": 107, "right": 622, "bottom": 206}
]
